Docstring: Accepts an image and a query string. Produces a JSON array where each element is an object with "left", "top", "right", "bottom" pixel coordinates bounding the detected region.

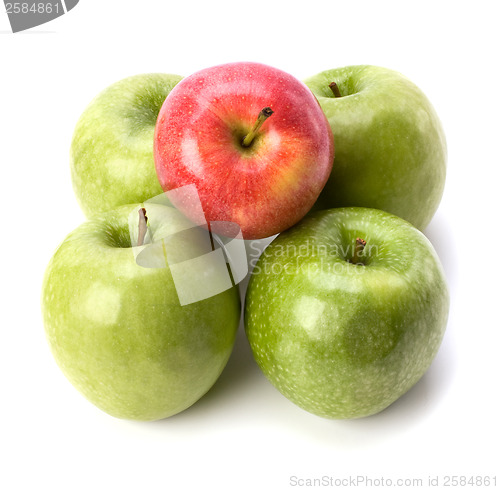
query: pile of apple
[{"left": 42, "top": 62, "right": 449, "bottom": 421}]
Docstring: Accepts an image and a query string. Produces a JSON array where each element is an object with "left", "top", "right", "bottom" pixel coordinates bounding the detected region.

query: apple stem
[
  {"left": 241, "top": 107, "right": 274, "bottom": 147},
  {"left": 329, "top": 82, "right": 342, "bottom": 98},
  {"left": 350, "top": 237, "right": 366, "bottom": 265},
  {"left": 137, "top": 207, "right": 148, "bottom": 246}
]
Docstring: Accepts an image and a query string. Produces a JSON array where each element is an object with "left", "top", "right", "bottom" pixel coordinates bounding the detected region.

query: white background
[{"left": 1, "top": 1, "right": 499, "bottom": 489}]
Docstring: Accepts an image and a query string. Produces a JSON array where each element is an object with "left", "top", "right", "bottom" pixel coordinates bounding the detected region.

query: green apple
[
  {"left": 304, "top": 65, "right": 447, "bottom": 230},
  {"left": 41, "top": 203, "right": 240, "bottom": 421},
  {"left": 70, "top": 73, "right": 182, "bottom": 217},
  {"left": 245, "top": 207, "right": 449, "bottom": 419}
]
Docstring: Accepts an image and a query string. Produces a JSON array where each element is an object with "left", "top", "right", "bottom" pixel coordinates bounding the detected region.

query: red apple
[{"left": 154, "top": 62, "right": 334, "bottom": 239}]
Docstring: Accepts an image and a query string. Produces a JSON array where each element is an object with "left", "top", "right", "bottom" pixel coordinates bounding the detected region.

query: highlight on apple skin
[
  {"left": 305, "top": 65, "right": 447, "bottom": 230},
  {"left": 154, "top": 62, "right": 334, "bottom": 240},
  {"left": 244, "top": 207, "right": 449, "bottom": 419}
]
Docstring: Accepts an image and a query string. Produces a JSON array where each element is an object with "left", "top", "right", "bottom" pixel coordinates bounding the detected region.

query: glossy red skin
[{"left": 154, "top": 62, "right": 334, "bottom": 239}]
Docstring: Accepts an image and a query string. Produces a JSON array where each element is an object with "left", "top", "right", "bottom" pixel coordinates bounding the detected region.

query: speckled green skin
[
  {"left": 70, "top": 74, "right": 182, "bottom": 217},
  {"left": 245, "top": 208, "right": 449, "bottom": 419},
  {"left": 42, "top": 204, "right": 240, "bottom": 421},
  {"left": 304, "top": 66, "right": 447, "bottom": 230}
]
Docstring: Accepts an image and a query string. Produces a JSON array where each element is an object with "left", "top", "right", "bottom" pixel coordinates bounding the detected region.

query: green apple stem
[
  {"left": 329, "top": 82, "right": 342, "bottom": 98},
  {"left": 137, "top": 207, "right": 148, "bottom": 246},
  {"left": 241, "top": 107, "right": 274, "bottom": 147},
  {"left": 350, "top": 237, "right": 366, "bottom": 265}
]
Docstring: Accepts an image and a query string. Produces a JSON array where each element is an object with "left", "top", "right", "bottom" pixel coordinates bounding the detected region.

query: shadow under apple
[
  {"left": 154, "top": 312, "right": 456, "bottom": 441},
  {"left": 152, "top": 216, "right": 457, "bottom": 441}
]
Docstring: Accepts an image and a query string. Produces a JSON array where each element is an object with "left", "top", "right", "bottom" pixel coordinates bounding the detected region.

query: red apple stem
[
  {"left": 137, "top": 207, "right": 148, "bottom": 246},
  {"left": 241, "top": 107, "right": 274, "bottom": 147},
  {"left": 329, "top": 82, "right": 342, "bottom": 98},
  {"left": 350, "top": 237, "right": 366, "bottom": 265}
]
